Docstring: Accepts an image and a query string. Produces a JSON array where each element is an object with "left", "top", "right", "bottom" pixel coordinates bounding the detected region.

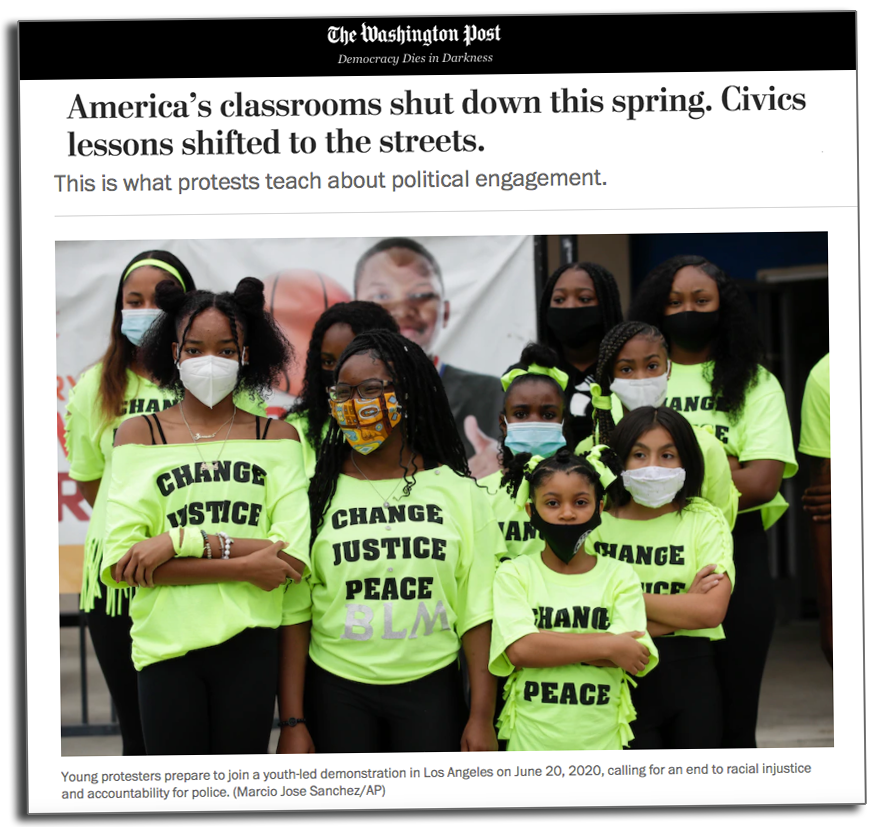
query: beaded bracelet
[
  {"left": 200, "top": 529, "right": 212, "bottom": 559},
  {"left": 217, "top": 531, "right": 234, "bottom": 560}
]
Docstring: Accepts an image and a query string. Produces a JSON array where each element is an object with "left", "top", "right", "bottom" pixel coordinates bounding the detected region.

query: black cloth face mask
[
  {"left": 661, "top": 310, "right": 720, "bottom": 352},
  {"left": 546, "top": 306, "right": 604, "bottom": 349},
  {"left": 529, "top": 503, "right": 602, "bottom": 564}
]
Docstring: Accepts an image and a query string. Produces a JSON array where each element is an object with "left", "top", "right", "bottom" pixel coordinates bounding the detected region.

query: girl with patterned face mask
[
  {"left": 64, "top": 249, "right": 196, "bottom": 757},
  {"left": 100, "top": 277, "right": 311, "bottom": 756},
  {"left": 489, "top": 446, "right": 657, "bottom": 751},
  {"left": 583, "top": 406, "right": 734, "bottom": 750},
  {"left": 278, "top": 330, "right": 505, "bottom": 755}
]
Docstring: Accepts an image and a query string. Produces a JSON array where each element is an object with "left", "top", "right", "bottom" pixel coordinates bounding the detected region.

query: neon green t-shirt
[
  {"left": 101, "top": 439, "right": 310, "bottom": 670},
  {"left": 284, "top": 411, "right": 326, "bottom": 479},
  {"left": 490, "top": 552, "right": 658, "bottom": 751},
  {"left": 480, "top": 471, "right": 543, "bottom": 561},
  {"left": 799, "top": 354, "right": 830, "bottom": 459},
  {"left": 664, "top": 361, "right": 797, "bottom": 529},
  {"left": 577, "top": 422, "right": 739, "bottom": 530},
  {"left": 65, "top": 365, "right": 173, "bottom": 613},
  {"left": 298, "top": 468, "right": 504, "bottom": 685},
  {"left": 585, "top": 498, "right": 735, "bottom": 641}
]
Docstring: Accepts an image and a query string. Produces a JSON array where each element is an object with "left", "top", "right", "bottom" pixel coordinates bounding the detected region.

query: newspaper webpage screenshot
[{"left": 18, "top": 8, "right": 862, "bottom": 816}]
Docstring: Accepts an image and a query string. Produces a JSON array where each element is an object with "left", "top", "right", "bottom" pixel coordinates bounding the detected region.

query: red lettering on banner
[
  {"left": 57, "top": 374, "right": 77, "bottom": 402},
  {"left": 58, "top": 472, "right": 88, "bottom": 521}
]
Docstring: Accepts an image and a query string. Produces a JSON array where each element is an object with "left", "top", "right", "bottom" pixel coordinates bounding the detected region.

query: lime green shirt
[
  {"left": 799, "top": 354, "right": 830, "bottom": 459},
  {"left": 101, "top": 439, "right": 310, "bottom": 670},
  {"left": 284, "top": 411, "right": 323, "bottom": 479},
  {"left": 585, "top": 499, "right": 735, "bottom": 641},
  {"left": 480, "top": 471, "right": 543, "bottom": 561},
  {"left": 299, "top": 469, "right": 503, "bottom": 685},
  {"left": 65, "top": 365, "right": 173, "bottom": 613},
  {"left": 664, "top": 361, "right": 797, "bottom": 529},
  {"left": 490, "top": 552, "right": 657, "bottom": 751}
]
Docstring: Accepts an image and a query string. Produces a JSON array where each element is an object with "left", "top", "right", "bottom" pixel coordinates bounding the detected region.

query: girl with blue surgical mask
[
  {"left": 64, "top": 249, "right": 196, "bottom": 755},
  {"left": 479, "top": 343, "right": 570, "bottom": 561}
]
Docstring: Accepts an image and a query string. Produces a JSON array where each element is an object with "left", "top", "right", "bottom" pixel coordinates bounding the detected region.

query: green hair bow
[
  {"left": 583, "top": 444, "right": 618, "bottom": 490},
  {"left": 514, "top": 454, "right": 545, "bottom": 508},
  {"left": 501, "top": 364, "right": 569, "bottom": 392}
]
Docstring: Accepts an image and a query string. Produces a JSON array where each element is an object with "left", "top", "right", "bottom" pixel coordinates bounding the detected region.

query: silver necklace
[
  {"left": 179, "top": 402, "right": 235, "bottom": 441},
  {"left": 180, "top": 403, "right": 237, "bottom": 473},
  {"left": 351, "top": 453, "right": 404, "bottom": 508}
]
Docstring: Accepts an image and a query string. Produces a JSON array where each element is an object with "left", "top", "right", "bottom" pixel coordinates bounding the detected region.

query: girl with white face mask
[
  {"left": 100, "top": 277, "right": 310, "bottom": 755},
  {"left": 583, "top": 406, "right": 734, "bottom": 749},
  {"left": 64, "top": 249, "right": 195, "bottom": 756},
  {"left": 576, "top": 321, "right": 739, "bottom": 529}
]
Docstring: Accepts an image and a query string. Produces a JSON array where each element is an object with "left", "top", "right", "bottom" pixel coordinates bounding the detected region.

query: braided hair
[
  {"left": 288, "top": 301, "right": 399, "bottom": 455},
  {"left": 537, "top": 262, "right": 624, "bottom": 358},
  {"left": 628, "top": 255, "right": 762, "bottom": 421},
  {"left": 308, "top": 330, "right": 471, "bottom": 540},
  {"left": 592, "top": 321, "right": 668, "bottom": 446},
  {"left": 98, "top": 250, "right": 195, "bottom": 420},
  {"left": 139, "top": 277, "right": 291, "bottom": 401},
  {"left": 499, "top": 342, "right": 568, "bottom": 466},
  {"left": 501, "top": 445, "right": 623, "bottom": 507}
]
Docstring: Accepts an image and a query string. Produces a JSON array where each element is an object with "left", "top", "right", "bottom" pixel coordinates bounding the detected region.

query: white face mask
[
  {"left": 178, "top": 355, "right": 239, "bottom": 409},
  {"left": 610, "top": 366, "right": 669, "bottom": 411},
  {"left": 621, "top": 466, "right": 686, "bottom": 508}
]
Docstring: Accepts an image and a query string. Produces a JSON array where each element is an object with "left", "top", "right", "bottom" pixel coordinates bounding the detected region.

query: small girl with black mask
[{"left": 490, "top": 447, "right": 657, "bottom": 751}]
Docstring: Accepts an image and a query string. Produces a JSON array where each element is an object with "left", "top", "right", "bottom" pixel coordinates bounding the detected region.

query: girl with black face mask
[
  {"left": 491, "top": 446, "right": 657, "bottom": 751},
  {"left": 537, "top": 262, "right": 624, "bottom": 446},
  {"left": 629, "top": 255, "right": 797, "bottom": 749}
]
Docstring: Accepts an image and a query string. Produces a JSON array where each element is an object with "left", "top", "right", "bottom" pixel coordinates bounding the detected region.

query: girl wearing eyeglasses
[{"left": 278, "top": 330, "right": 503, "bottom": 754}]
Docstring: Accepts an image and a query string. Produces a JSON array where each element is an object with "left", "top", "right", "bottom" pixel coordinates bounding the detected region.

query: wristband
[
  {"left": 279, "top": 717, "right": 307, "bottom": 728},
  {"left": 177, "top": 527, "right": 204, "bottom": 558},
  {"left": 169, "top": 527, "right": 183, "bottom": 555}
]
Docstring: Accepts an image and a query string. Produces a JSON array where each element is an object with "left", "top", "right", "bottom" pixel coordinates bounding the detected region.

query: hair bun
[
  {"left": 233, "top": 277, "right": 266, "bottom": 314},
  {"left": 519, "top": 342, "right": 560, "bottom": 370},
  {"left": 154, "top": 278, "right": 188, "bottom": 313}
]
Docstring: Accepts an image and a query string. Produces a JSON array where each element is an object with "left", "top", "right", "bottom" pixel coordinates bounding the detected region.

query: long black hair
[
  {"left": 98, "top": 250, "right": 195, "bottom": 420},
  {"left": 608, "top": 406, "right": 704, "bottom": 511},
  {"left": 139, "top": 277, "right": 291, "bottom": 400},
  {"left": 592, "top": 321, "right": 669, "bottom": 446},
  {"left": 288, "top": 301, "right": 399, "bottom": 454},
  {"left": 628, "top": 254, "right": 762, "bottom": 420},
  {"left": 537, "top": 262, "right": 624, "bottom": 359},
  {"left": 308, "top": 330, "right": 471, "bottom": 540}
]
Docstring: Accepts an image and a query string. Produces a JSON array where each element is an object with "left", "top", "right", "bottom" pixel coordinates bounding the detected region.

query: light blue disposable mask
[
  {"left": 504, "top": 421, "right": 566, "bottom": 458},
  {"left": 121, "top": 308, "right": 163, "bottom": 346}
]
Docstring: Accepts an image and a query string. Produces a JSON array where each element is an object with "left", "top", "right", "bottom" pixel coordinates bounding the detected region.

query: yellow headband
[
  {"left": 123, "top": 258, "right": 186, "bottom": 289},
  {"left": 582, "top": 444, "right": 618, "bottom": 490},
  {"left": 501, "top": 364, "right": 569, "bottom": 392}
]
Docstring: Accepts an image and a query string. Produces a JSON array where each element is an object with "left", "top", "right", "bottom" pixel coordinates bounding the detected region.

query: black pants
[
  {"left": 715, "top": 512, "right": 777, "bottom": 748},
  {"left": 628, "top": 637, "right": 722, "bottom": 750},
  {"left": 137, "top": 627, "right": 279, "bottom": 755},
  {"left": 86, "top": 590, "right": 146, "bottom": 756},
  {"left": 306, "top": 660, "right": 465, "bottom": 753}
]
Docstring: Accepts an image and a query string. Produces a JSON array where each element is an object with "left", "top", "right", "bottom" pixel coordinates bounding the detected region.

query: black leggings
[
  {"left": 306, "top": 660, "right": 465, "bottom": 753},
  {"left": 628, "top": 637, "right": 722, "bottom": 750},
  {"left": 137, "top": 627, "right": 279, "bottom": 755},
  {"left": 86, "top": 590, "right": 146, "bottom": 756},
  {"left": 715, "top": 512, "right": 777, "bottom": 748}
]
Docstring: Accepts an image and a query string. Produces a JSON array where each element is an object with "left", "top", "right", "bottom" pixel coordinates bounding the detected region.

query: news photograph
[{"left": 12, "top": 4, "right": 865, "bottom": 818}]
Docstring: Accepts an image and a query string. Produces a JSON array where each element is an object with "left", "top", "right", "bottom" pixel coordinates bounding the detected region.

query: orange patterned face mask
[{"left": 330, "top": 391, "right": 402, "bottom": 454}]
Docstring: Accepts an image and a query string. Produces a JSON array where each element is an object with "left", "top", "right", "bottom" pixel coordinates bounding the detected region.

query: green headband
[
  {"left": 123, "top": 258, "right": 185, "bottom": 289},
  {"left": 590, "top": 382, "right": 612, "bottom": 410},
  {"left": 514, "top": 454, "right": 545, "bottom": 509},
  {"left": 501, "top": 364, "right": 569, "bottom": 392},
  {"left": 582, "top": 444, "right": 618, "bottom": 491}
]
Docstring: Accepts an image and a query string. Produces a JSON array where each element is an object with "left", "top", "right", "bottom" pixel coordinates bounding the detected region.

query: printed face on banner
[{"left": 355, "top": 247, "right": 450, "bottom": 354}]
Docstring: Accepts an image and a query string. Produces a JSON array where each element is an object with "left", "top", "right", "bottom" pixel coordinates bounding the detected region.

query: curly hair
[
  {"left": 138, "top": 277, "right": 291, "bottom": 402},
  {"left": 592, "top": 321, "right": 668, "bottom": 446},
  {"left": 288, "top": 301, "right": 399, "bottom": 455},
  {"left": 98, "top": 250, "right": 195, "bottom": 420},
  {"left": 537, "top": 261, "right": 624, "bottom": 358},
  {"left": 608, "top": 406, "right": 704, "bottom": 512},
  {"left": 628, "top": 255, "right": 762, "bottom": 420},
  {"left": 308, "top": 330, "right": 471, "bottom": 541}
]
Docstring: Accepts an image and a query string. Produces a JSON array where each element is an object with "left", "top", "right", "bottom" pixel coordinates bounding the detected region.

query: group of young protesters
[{"left": 65, "top": 239, "right": 827, "bottom": 756}]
